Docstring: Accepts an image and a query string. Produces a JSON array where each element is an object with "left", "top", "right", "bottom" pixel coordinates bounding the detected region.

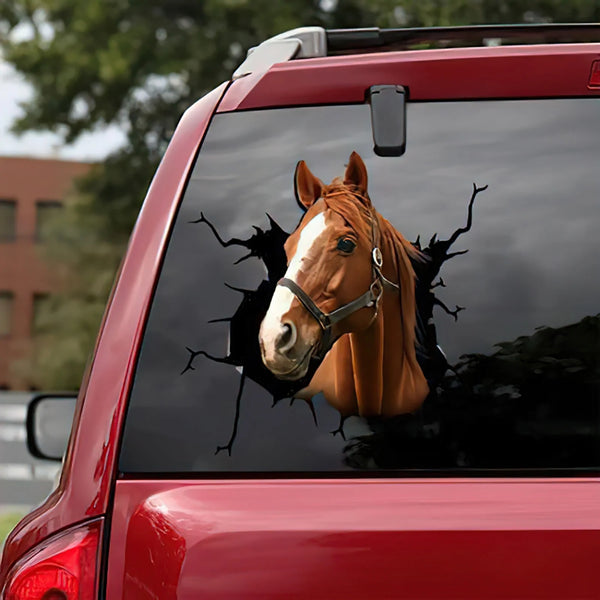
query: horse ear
[
  {"left": 294, "top": 160, "right": 323, "bottom": 211},
  {"left": 344, "top": 151, "right": 368, "bottom": 197}
]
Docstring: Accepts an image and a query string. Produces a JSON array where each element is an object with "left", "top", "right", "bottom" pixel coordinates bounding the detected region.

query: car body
[{"left": 2, "top": 24, "right": 600, "bottom": 599}]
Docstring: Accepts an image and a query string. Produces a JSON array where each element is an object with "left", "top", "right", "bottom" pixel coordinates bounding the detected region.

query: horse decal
[
  {"left": 183, "top": 151, "right": 487, "bottom": 454},
  {"left": 259, "top": 151, "right": 429, "bottom": 422}
]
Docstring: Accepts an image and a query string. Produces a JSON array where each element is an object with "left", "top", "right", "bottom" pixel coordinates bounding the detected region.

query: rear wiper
[{"left": 368, "top": 84, "right": 406, "bottom": 157}]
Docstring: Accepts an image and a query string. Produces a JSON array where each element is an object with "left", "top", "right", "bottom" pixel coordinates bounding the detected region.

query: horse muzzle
[{"left": 259, "top": 319, "right": 315, "bottom": 380}]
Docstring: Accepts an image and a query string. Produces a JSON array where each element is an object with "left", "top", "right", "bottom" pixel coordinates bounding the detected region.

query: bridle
[{"left": 277, "top": 199, "right": 400, "bottom": 359}]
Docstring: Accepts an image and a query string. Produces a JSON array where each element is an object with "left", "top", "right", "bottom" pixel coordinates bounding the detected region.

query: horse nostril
[{"left": 277, "top": 321, "right": 297, "bottom": 353}]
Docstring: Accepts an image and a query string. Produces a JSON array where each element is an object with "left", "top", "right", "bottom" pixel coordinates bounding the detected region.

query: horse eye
[{"left": 336, "top": 238, "right": 356, "bottom": 253}]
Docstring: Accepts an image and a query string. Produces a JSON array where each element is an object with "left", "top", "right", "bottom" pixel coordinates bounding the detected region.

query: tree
[{"left": 1, "top": 0, "right": 599, "bottom": 388}]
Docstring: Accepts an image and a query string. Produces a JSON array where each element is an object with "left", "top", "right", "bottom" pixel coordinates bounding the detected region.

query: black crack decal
[{"left": 182, "top": 184, "right": 487, "bottom": 454}]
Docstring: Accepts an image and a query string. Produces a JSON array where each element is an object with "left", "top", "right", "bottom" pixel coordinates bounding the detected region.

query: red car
[{"left": 2, "top": 24, "right": 600, "bottom": 599}]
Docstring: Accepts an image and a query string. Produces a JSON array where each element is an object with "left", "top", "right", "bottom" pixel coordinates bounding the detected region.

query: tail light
[{"left": 1, "top": 519, "right": 102, "bottom": 600}]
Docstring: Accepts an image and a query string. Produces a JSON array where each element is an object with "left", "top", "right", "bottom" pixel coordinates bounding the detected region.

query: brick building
[{"left": 0, "top": 156, "right": 91, "bottom": 389}]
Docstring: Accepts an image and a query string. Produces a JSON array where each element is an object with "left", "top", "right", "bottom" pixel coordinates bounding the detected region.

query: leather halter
[{"left": 277, "top": 204, "right": 400, "bottom": 359}]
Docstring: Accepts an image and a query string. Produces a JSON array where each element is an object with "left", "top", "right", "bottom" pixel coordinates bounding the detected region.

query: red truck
[{"left": 2, "top": 24, "right": 600, "bottom": 599}]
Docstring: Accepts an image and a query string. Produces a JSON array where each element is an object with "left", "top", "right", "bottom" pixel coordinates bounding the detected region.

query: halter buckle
[
  {"left": 372, "top": 247, "right": 383, "bottom": 268},
  {"left": 368, "top": 280, "right": 383, "bottom": 309}
]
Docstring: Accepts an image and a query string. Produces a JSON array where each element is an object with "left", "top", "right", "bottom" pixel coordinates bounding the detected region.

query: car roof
[
  {"left": 220, "top": 43, "right": 600, "bottom": 112},
  {"left": 232, "top": 24, "right": 600, "bottom": 79}
]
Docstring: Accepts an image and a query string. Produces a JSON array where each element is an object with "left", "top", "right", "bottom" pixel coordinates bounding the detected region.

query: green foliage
[
  {"left": 1, "top": 0, "right": 599, "bottom": 388},
  {"left": 0, "top": 512, "right": 24, "bottom": 547},
  {"left": 343, "top": 314, "right": 600, "bottom": 469},
  {"left": 456, "top": 314, "right": 600, "bottom": 393}
]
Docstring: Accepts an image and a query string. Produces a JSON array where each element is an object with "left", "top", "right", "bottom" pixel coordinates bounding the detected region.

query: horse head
[{"left": 259, "top": 152, "right": 382, "bottom": 380}]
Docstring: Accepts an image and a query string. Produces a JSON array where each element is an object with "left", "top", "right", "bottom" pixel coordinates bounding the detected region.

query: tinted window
[
  {"left": 0, "top": 291, "right": 13, "bottom": 336},
  {"left": 35, "top": 200, "right": 63, "bottom": 243},
  {"left": 32, "top": 293, "right": 51, "bottom": 335},
  {"left": 120, "top": 100, "right": 600, "bottom": 474},
  {"left": 0, "top": 200, "right": 16, "bottom": 242}
]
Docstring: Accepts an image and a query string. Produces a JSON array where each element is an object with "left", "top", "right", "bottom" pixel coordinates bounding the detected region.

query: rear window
[{"left": 119, "top": 99, "right": 600, "bottom": 474}]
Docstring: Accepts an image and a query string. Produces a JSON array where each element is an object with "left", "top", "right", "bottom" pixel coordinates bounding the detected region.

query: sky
[{"left": 0, "top": 59, "right": 126, "bottom": 162}]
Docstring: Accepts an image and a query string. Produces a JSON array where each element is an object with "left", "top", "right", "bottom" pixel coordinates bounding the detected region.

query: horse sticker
[
  {"left": 183, "top": 151, "right": 487, "bottom": 454},
  {"left": 259, "top": 152, "right": 429, "bottom": 419}
]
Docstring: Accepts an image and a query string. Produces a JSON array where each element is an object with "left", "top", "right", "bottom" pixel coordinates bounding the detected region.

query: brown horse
[{"left": 259, "top": 152, "right": 429, "bottom": 418}]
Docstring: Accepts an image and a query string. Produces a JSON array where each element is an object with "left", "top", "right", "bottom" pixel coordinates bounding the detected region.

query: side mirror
[{"left": 26, "top": 394, "right": 77, "bottom": 461}]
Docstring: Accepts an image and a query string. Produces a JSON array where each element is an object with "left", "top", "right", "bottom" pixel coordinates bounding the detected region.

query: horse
[{"left": 259, "top": 151, "right": 429, "bottom": 419}]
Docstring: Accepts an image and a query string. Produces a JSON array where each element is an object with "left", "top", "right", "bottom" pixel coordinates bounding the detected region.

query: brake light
[
  {"left": 1, "top": 520, "right": 101, "bottom": 600},
  {"left": 589, "top": 60, "right": 600, "bottom": 88}
]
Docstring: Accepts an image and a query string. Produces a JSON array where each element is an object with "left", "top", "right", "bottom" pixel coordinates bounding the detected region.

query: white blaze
[{"left": 260, "top": 212, "right": 326, "bottom": 353}]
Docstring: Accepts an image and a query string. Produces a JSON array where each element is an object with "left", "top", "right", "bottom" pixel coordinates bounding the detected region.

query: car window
[{"left": 119, "top": 99, "right": 600, "bottom": 474}]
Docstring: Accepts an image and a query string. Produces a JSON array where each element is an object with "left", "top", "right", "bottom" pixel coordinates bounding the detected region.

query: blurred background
[{"left": 1, "top": 0, "right": 599, "bottom": 542}]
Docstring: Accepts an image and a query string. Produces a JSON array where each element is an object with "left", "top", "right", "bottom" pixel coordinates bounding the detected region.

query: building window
[
  {"left": 32, "top": 293, "right": 51, "bottom": 335},
  {"left": 0, "top": 292, "right": 14, "bottom": 337},
  {"left": 0, "top": 199, "right": 16, "bottom": 242},
  {"left": 35, "top": 201, "right": 63, "bottom": 243}
]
